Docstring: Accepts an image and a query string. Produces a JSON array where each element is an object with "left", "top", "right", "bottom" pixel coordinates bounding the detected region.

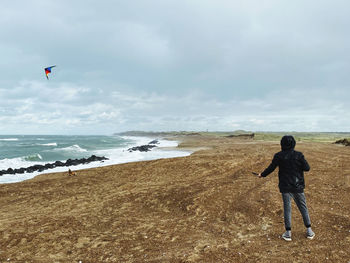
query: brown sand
[{"left": 0, "top": 135, "right": 349, "bottom": 262}]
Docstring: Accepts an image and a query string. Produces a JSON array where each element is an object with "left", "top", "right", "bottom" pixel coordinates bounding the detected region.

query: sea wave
[
  {"left": 0, "top": 156, "right": 37, "bottom": 170},
  {"left": 24, "top": 154, "right": 43, "bottom": 161},
  {"left": 0, "top": 138, "right": 19, "bottom": 141},
  {"left": 38, "top": 143, "right": 57, "bottom": 147},
  {"left": 55, "top": 144, "right": 88, "bottom": 153}
]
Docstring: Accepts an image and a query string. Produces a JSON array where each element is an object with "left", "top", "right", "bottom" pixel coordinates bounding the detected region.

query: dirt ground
[{"left": 0, "top": 135, "right": 349, "bottom": 262}]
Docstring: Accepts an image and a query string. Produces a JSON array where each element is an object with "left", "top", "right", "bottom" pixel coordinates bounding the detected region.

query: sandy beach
[{"left": 0, "top": 134, "right": 349, "bottom": 262}]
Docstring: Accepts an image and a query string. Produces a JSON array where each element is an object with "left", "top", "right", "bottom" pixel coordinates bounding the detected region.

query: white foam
[
  {"left": 0, "top": 157, "right": 29, "bottom": 170},
  {"left": 24, "top": 153, "right": 43, "bottom": 161},
  {"left": 38, "top": 143, "right": 57, "bottom": 146},
  {"left": 0, "top": 137, "right": 192, "bottom": 184},
  {"left": 0, "top": 153, "right": 43, "bottom": 170},
  {"left": 55, "top": 144, "right": 87, "bottom": 152},
  {"left": 0, "top": 138, "right": 19, "bottom": 141}
]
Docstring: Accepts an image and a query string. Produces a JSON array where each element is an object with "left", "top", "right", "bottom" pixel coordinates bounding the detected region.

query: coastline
[
  {"left": 0, "top": 134, "right": 349, "bottom": 262},
  {"left": 0, "top": 136, "right": 192, "bottom": 184}
]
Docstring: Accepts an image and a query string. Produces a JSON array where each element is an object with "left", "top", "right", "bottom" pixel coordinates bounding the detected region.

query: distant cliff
[
  {"left": 114, "top": 131, "right": 186, "bottom": 137},
  {"left": 114, "top": 130, "right": 253, "bottom": 137}
]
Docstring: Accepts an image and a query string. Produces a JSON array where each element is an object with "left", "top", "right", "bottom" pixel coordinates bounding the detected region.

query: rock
[
  {"left": 148, "top": 140, "right": 159, "bottom": 145},
  {"left": 26, "top": 164, "right": 45, "bottom": 172},
  {"left": 2, "top": 155, "right": 109, "bottom": 176},
  {"left": 44, "top": 163, "right": 55, "bottom": 169},
  {"left": 65, "top": 159, "right": 80, "bottom": 166},
  {"left": 54, "top": 161, "right": 65, "bottom": 167},
  {"left": 334, "top": 139, "right": 350, "bottom": 146},
  {"left": 225, "top": 133, "right": 255, "bottom": 139},
  {"left": 6, "top": 168, "right": 15, "bottom": 174},
  {"left": 87, "top": 155, "right": 98, "bottom": 162},
  {"left": 14, "top": 168, "right": 26, "bottom": 174},
  {"left": 128, "top": 144, "right": 157, "bottom": 152}
]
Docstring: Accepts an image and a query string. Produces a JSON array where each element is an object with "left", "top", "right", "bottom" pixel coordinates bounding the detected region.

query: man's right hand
[{"left": 252, "top": 172, "right": 262, "bottom": 177}]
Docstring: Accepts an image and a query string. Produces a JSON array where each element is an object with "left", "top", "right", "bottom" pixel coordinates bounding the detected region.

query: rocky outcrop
[
  {"left": 127, "top": 139, "right": 160, "bottom": 152},
  {"left": 128, "top": 144, "right": 157, "bottom": 152},
  {"left": 148, "top": 140, "right": 160, "bottom": 145},
  {"left": 225, "top": 133, "right": 255, "bottom": 139},
  {"left": 334, "top": 139, "right": 350, "bottom": 146},
  {"left": 0, "top": 155, "right": 109, "bottom": 176}
]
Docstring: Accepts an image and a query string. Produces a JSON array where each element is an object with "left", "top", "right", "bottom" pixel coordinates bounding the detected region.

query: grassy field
[
  {"left": 253, "top": 132, "right": 350, "bottom": 143},
  {"left": 116, "top": 130, "right": 350, "bottom": 143}
]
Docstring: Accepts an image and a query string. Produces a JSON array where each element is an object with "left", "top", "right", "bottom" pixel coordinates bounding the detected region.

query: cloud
[
  {"left": 0, "top": 78, "right": 349, "bottom": 134},
  {"left": 0, "top": 0, "right": 349, "bottom": 133}
]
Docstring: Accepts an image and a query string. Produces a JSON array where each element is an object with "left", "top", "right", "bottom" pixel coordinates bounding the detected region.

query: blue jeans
[{"left": 282, "top": 192, "right": 312, "bottom": 231}]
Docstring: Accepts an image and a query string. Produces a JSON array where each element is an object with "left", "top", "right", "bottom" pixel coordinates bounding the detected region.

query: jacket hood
[{"left": 280, "top": 135, "right": 296, "bottom": 151}]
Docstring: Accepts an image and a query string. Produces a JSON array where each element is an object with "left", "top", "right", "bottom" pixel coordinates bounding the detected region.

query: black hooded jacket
[{"left": 261, "top": 135, "right": 310, "bottom": 193}]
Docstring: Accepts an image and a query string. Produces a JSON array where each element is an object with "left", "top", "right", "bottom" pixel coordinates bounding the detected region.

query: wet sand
[{"left": 0, "top": 135, "right": 349, "bottom": 262}]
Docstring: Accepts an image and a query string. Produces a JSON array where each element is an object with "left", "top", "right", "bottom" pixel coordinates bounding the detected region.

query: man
[{"left": 258, "top": 135, "right": 315, "bottom": 241}]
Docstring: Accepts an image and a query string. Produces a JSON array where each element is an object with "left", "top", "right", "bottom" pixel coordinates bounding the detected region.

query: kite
[{"left": 44, "top": 65, "right": 56, "bottom": 80}]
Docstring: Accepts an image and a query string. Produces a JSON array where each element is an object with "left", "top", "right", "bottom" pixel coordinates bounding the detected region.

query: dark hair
[{"left": 280, "top": 135, "right": 296, "bottom": 151}]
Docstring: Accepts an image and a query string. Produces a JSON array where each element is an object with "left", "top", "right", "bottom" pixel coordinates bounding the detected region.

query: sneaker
[
  {"left": 282, "top": 231, "right": 292, "bottom": 241},
  {"left": 306, "top": 228, "right": 315, "bottom": 240}
]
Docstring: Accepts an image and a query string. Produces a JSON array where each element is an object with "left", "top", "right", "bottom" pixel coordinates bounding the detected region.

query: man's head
[{"left": 281, "top": 135, "right": 296, "bottom": 151}]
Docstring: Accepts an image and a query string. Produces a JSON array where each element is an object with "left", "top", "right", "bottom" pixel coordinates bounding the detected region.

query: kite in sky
[{"left": 44, "top": 65, "right": 56, "bottom": 80}]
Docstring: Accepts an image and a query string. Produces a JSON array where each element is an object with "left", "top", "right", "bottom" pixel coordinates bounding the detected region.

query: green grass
[
  {"left": 254, "top": 132, "right": 350, "bottom": 143},
  {"left": 116, "top": 130, "right": 350, "bottom": 143}
]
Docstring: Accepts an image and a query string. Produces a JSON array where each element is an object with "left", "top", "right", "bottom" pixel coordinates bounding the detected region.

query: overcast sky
[{"left": 0, "top": 0, "right": 349, "bottom": 134}]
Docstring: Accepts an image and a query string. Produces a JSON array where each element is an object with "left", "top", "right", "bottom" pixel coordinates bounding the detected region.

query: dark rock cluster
[
  {"left": 127, "top": 145, "right": 157, "bottom": 152},
  {"left": 0, "top": 155, "right": 109, "bottom": 176},
  {"left": 225, "top": 133, "right": 255, "bottom": 139},
  {"left": 127, "top": 140, "right": 159, "bottom": 152},
  {"left": 334, "top": 139, "right": 350, "bottom": 146},
  {"left": 148, "top": 140, "right": 160, "bottom": 145}
]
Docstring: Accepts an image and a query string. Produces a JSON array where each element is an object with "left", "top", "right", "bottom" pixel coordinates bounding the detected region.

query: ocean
[{"left": 0, "top": 135, "right": 191, "bottom": 184}]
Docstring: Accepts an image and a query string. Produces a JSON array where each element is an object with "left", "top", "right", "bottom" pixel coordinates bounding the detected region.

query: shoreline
[{"left": 0, "top": 136, "right": 192, "bottom": 184}]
